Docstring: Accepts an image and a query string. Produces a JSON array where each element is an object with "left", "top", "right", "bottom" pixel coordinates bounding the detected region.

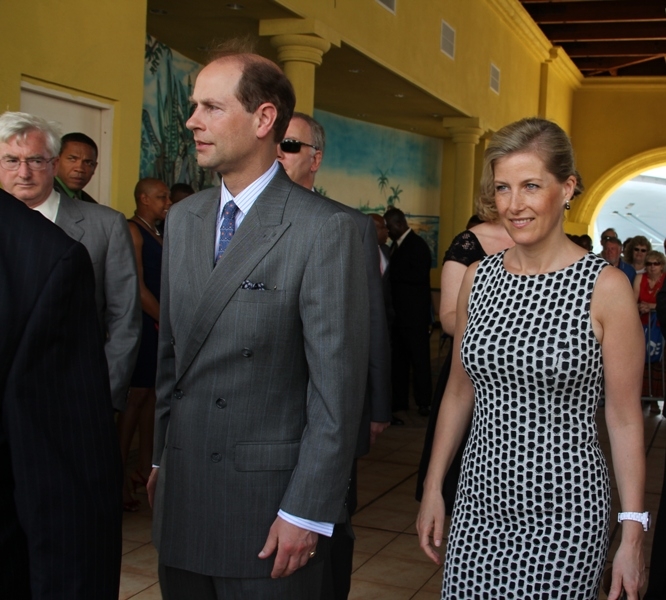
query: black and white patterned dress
[{"left": 442, "top": 251, "right": 611, "bottom": 599}]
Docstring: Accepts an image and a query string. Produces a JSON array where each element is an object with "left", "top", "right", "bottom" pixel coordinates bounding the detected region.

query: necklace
[{"left": 135, "top": 214, "right": 160, "bottom": 236}]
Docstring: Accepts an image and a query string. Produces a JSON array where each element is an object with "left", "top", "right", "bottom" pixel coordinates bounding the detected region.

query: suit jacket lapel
[
  {"left": 176, "top": 169, "right": 294, "bottom": 380},
  {"left": 54, "top": 193, "right": 85, "bottom": 241},
  {"left": 185, "top": 188, "right": 219, "bottom": 296}
]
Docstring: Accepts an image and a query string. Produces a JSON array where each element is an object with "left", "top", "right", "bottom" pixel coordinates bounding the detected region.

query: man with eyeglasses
[
  {"left": 54, "top": 132, "right": 99, "bottom": 204},
  {"left": 278, "top": 113, "right": 391, "bottom": 600},
  {"left": 0, "top": 111, "right": 141, "bottom": 413}
]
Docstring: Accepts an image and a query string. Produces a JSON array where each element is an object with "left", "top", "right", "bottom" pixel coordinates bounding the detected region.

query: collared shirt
[
  {"left": 55, "top": 176, "right": 81, "bottom": 200},
  {"left": 214, "top": 161, "right": 279, "bottom": 251},
  {"left": 395, "top": 227, "right": 411, "bottom": 248},
  {"left": 32, "top": 188, "right": 60, "bottom": 222}
]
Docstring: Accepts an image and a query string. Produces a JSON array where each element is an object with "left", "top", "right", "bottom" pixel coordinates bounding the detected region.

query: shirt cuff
[{"left": 277, "top": 509, "right": 334, "bottom": 537}]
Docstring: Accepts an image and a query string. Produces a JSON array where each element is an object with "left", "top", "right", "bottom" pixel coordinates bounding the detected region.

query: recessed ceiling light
[
  {"left": 394, "top": 93, "right": 405, "bottom": 98},
  {"left": 149, "top": 8, "right": 167, "bottom": 15},
  {"left": 431, "top": 113, "right": 441, "bottom": 118},
  {"left": 348, "top": 69, "right": 362, "bottom": 74},
  {"left": 226, "top": 3, "right": 244, "bottom": 9}
]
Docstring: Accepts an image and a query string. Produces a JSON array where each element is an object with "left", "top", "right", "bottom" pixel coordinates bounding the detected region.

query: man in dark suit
[
  {"left": 384, "top": 207, "right": 433, "bottom": 416},
  {"left": 370, "top": 213, "right": 394, "bottom": 329},
  {"left": 54, "top": 132, "right": 99, "bottom": 203},
  {"left": 278, "top": 113, "right": 391, "bottom": 599},
  {"left": 0, "top": 189, "right": 123, "bottom": 599},
  {"left": 147, "top": 48, "right": 369, "bottom": 599},
  {"left": 0, "top": 112, "right": 142, "bottom": 412}
]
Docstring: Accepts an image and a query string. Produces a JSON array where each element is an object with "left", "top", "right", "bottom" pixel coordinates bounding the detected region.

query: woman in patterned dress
[{"left": 417, "top": 117, "right": 646, "bottom": 599}]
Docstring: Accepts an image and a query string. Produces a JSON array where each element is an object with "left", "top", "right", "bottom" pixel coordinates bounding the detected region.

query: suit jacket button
[
  {"left": 174, "top": 389, "right": 184, "bottom": 399},
  {"left": 242, "top": 348, "right": 253, "bottom": 358},
  {"left": 170, "top": 337, "right": 175, "bottom": 345},
  {"left": 216, "top": 398, "right": 227, "bottom": 409},
  {"left": 211, "top": 453, "right": 221, "bottom": 463}
]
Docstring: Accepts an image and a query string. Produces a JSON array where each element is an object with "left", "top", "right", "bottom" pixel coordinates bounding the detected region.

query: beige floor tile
[
  {"left": 352, "top": 550, "right": 374, "bottom": 572},
  {"left": 122, "top": 513, "right": 153, "bottom": 544},
  {"left": 353, "top": 526, "right": 399, "bottom": 555},
  {"left": 411, "top": 591, "right": 441, "bottom": 600},
  {"left": 122, "top": 539, "right": 144, "bottom": 555},
  {"left": 422, "top": 568, "right": 445, "bottom": 593},
  {"left": 381, "top": 447, "right": 424, "bottom": 467},
  {"left": 121, "top": 543, "right": 159, "bottom": 578},
  {"left": 381, "top": 532, "right": 433, "bottom": 564},
  {"left": 354, "top": 506, "right": 417, "bottom": 532},
  {"left": 371, "top": 490, "right": 421, "bottom": 515},
  {"left": 130, "top": 583, "right": 163, "bottom": 599},
  {"left": 118, "top": 571, "right": 158, "bottom": 600},
  {"left": 348, "top": 579, "right": 415, "bottom": 600},
  {"left": 353, "top": 553, "right": 441, "bottom": 590}
]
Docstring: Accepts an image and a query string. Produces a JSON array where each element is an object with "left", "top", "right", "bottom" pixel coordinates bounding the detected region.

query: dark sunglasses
[
  {"left": 634, "top": 248, "right": 648, "bottom": 253},
  {"left": 601, "top": 235, "right": 616, "bottom": 241},
  {"left": 280, "top": 138, "right": 319, "bottom": 153},
  {"left": 646, "top": 261, "right": 663, "bottom": 267}
]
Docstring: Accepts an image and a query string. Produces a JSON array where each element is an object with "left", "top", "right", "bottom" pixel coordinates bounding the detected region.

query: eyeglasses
[
  {"left": 646, "top": 261, "right": 663, "bottom": 267},
  {"left": 634, "top": 248, "right": 648, "bottom": 253},
  {"left": 601, "top": 235, "right": 616, "bottom": 241},
  {"left": 0, "top": 156, "right": 55, "bottom": 171},
  {"left": 280, "top": 138, "right": 319, "bottom": 153}
]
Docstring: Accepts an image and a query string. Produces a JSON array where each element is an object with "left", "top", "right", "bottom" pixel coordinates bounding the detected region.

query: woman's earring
[{"left": 565, "top": 200, "right": 571, "bottom": 210}]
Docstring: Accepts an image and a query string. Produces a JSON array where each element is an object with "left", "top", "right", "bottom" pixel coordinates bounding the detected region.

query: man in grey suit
[
  {"left": 278, "top": 113, "right": 391, "bottom": 599},
  {"left": 0, "top": 112, "right": 141, "bottom": 412},
  {"left": 146, "top": 48, "right": 369, "bottom": 598}
]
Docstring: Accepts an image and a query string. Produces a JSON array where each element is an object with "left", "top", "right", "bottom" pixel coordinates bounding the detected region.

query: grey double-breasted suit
[
  {"left": 152, "top": 166, "right": 370, "bottom": 579},
  {"left": 55, "top": 193, "right": 141, "bottom": 411}
]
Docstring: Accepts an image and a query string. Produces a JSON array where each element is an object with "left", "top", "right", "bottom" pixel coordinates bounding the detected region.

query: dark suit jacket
[
  {"left": 320, "top": 197, "right": 391, "bottom": 457},
  {"left": 55, "top": 193, "right": 142, "bottom": 410},
  {"left": 389, "top": 230, "right": 432, "bottom": 328},
  {"left": 380, "top": 243, "right": 394, "bottom": 329},
  {"left": 152, "top": 166, "right": 370, "bottom": 578},
  {"left": 0, "top": 190, "right": 123, "bottom": 598}
]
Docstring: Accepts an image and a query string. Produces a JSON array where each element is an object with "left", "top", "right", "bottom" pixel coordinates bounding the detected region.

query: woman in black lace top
[{"left": 416, "top": 220, "right": 513, "bottom": 506}]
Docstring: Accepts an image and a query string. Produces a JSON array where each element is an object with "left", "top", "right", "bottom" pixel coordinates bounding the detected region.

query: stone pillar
[
  {"left": 260, "top": 19, "right": 341, "bottom": 116},
  {"left": 442, "top": 117, "right": 484, "bottom": 235},
  {"left": 269, "top": 35, "right": 330, "bottom": 115}
]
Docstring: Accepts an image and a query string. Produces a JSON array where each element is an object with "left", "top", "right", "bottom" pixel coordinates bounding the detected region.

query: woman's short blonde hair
[
  {"left": 476, "top": 117, "right": 583, "bottom": 223},
  {"left": 645, "top": 250, "right": 666, "bottom": 268}
]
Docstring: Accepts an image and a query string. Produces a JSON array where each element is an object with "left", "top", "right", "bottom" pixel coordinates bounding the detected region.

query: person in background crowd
[
  {"left": 0, "top": 111, "right": 141, "bottom": 413},
  {"left": 117, "top": 178, "right": 171, "bottom": 511},
  {"left": 625, "top": 236, "right": 652, "bottom": 274},
  {"left": 54, "top": 132, "right": 99, "bottom": 203}
]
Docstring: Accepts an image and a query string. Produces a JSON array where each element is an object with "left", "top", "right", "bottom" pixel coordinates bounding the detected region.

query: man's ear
[
  {"left": 311, "top": 150, "right": 323, "bottom": 174},
  {"left": 254, "top": 102, "right": 278, "bottom": 140}
]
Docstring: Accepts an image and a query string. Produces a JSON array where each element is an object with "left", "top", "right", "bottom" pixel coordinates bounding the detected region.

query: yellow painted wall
[
  {"left": 570, "top": 78, "right": 666, "bottom": 231},
  {"left": 276, "top": 0, "right": 560, "bottom": 131},
  {"left": 0, "top": 0, "right": 147, "bottom": 215}
]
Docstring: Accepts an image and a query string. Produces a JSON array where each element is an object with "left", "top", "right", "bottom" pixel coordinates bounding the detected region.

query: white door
[{"left": 20, "top": 83, "right": 113, "bottom": 205}]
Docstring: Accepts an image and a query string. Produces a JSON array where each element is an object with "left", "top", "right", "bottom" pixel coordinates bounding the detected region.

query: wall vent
[
  {"left": 490, "top": 63, "right": 501, "bottom": 94},
  {"left": 440, "top": 21, "right": 455, "bottom": 59},
  {"left": 376, "top": 0, "right": 396, "bottom": 14}
]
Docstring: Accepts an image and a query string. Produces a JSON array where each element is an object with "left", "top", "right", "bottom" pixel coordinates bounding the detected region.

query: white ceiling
[{"left": 594, "top": 166, "right": 666, "bottom": 252}]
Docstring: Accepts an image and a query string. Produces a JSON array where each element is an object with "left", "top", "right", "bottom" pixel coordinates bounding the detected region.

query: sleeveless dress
[
  {"left": 416, "top": 231, "right": 486, "bottom": 506},
  {"left": 129, "top": 221, "right": 162, "bottom": 388},
  {"left": 442, "top": 251, "right": 611, "bottom": 599}
]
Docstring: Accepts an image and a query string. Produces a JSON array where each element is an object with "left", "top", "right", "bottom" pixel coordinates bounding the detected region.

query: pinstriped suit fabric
[
  {"left": 152, "top": 167, "right": 370, "bottom": 582},
  {"left": 0, "top": 190, "right": 123, "bottom": 599}
]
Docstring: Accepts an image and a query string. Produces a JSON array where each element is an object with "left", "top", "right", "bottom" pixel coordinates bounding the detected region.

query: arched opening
[{"left": 568, "top": 147, "right": 666, "bottom": 238}]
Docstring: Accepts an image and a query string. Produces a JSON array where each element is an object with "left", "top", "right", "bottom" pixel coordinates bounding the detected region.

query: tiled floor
[{"left": 119, "top": 340, "right": 666, "bottom": 599}]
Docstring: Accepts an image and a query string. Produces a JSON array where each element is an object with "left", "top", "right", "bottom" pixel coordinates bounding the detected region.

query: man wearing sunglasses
[{"left": 278, "top": 113, "right": 392, "bottom": 600}]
